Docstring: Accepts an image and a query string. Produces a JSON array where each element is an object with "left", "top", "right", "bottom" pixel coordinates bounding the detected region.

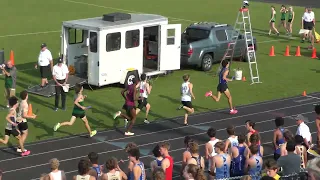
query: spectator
[
  {"left": 277, "top": 140, "right": 301, "bottom": 176},
  {"left": 295, "top": 114, "right": 312, "bottom": 148},
  {"left": 73, "top": 159, "right": 95, "bottom": 180},
  {"left": 101, "top": 157, "right": 127, "bottom": 180},
  {"left": 1, "top": 60, "right": 17, "bottom": 108},
  {"left": 48, "top": 158, "right": 66, "bottom": 180},
  {"left": 262, "top": 159, "right": 280, "bottom": 180},
  {"left": 88, "top": 152, "right": 103, "bottom": 178},
  {"left": 245, "top": 120, "right": 260, "bottom": 146},
  {"left": 230, "top": 134, "right": 247, "bottom": 177},
  {"left": 301, "top": 7, "right": 315, "bottom": 49},
  {"left": 210, "top": 141, "right": 231, "bottom": 179},
  {"left": 150, "top": 145, "right": 164, "bottom": 172},
  {"left": 52, "top": 58, "right": 69, "bottom": 111},
  {"left": 35, "top": 43, "right": 53, "bottom": 89},
  {"left": 273, "top": 117, "right": 285, "bottom": 160},
  {"left": 245, "top": 145, "right": 262, "bottom": 180},
  {"left": 127, "top": 148, "right": 146, "bottom": 180},
  {"left": 183, "top": 164, "right": 206, "bottom": 180},
  {"left": 159, "top": 142, "right": 173, "bottom": 180},
  {"left": 152, "top": 168, "right": 165, "bottom": 180},
  {"left": 280, "top": 130, "right": 294, "bottom": 156},
  {"left": 185, "top": 141, "right": 205, "bottom": 168},
  {"left": 245, "top": 133, "right": 263, "bottom": 157},
  {"left": 224, "top": 125, "right": 239, "bottom": 153},
  {"left": 295, "top": 135, "right": 307, "bottom": 168},
  {"left": 306, "top": 157, "right": 320, "bottom": 180}
]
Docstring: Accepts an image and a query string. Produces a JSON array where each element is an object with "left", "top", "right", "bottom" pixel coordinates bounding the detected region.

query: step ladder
[{"left": 217, "top": 7, "right": 261, "bottom": 84}]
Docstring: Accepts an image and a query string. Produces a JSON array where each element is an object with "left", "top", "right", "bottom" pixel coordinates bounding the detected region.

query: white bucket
[{"left": 235, "top": 70, "right": 242, "bottom": 80}]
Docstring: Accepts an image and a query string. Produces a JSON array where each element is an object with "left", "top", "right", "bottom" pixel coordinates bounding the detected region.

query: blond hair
[{"left": 49, "top": 158, "right": 60, "bottom": 170}]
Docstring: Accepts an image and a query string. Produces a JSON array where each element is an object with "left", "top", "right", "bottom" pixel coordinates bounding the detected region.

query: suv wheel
[{"left": 201, "top": 54, "right": 213, "bottom": 71}]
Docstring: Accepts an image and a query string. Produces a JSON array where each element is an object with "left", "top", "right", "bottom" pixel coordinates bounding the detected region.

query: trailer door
[
  {"left": 159, "top": 24, "right": 181, "bottom": 71},
  {"left": 88, "top": 31, "right": 99, "bottom": 86}
]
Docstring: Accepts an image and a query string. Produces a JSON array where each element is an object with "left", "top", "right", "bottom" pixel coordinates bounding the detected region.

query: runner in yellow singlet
[{"left": 269, "top": 6, "right": 280, "bottom": 36}]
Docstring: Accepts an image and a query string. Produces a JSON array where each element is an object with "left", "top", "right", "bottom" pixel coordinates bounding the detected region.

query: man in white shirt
[
  {"left": 52, "top": 58, "right": 69, "bottom": 111},
  {"left": 35, "top": 43, "right": 53, "bottom": 89},
  {"left": 295, "top": 114, "right": 312, "bottom": 148},
  {"left": 301, "top": 7, "right": 315, "bottom": 48}
]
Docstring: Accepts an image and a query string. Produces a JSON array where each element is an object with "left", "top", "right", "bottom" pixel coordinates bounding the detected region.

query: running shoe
[
  {"left": 230, "top": 109, "right": 238, "bottom": 115},
  {"left": 125, "top": 132, "right": 134, "bottom": 136},
  {"left": 205, "top": 91, "right": 212, "bottom": 97},
  {"left": 177, "top": 105, "right": 183, "bottom": 110},
  {"left": 90, "top": 130, "right": 97, "bottom": 137},
  {"left": 53, "top": 123, "right": 61, "bottom": 131},
  {"left": 16, "top": 147, "right": 28, "bottom": 153},
  {"left": 124, "top": 119, "right": 128, "bottom": 128},
  {"left": 113, "top": 111, "right": 121, "bottom": 119},
  {"left": 144, "top": 119, "right": 150, "bottom": 124},
  {"left": 21, "top": 150, "right": 31, "bottom": 156}
]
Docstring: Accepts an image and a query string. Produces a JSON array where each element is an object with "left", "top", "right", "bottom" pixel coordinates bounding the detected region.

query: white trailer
[{"left": 60, "top": 13, "right": 181, "bottom": 87}]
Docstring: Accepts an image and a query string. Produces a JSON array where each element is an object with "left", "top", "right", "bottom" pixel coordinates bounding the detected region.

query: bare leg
[
  {"left": 211, "top": 92, "right": 222, "bottom": 102},
  {"left": 81, "top": 116, "right": 92, "bottom": 134},
  {"left": 224, "top": 89, "right": 233, "bottom": 110},
  {"left": 0, "top": 136, "right": 9, "bottom": 145},
  {"left": 145, "top": 103, "right": 151, "bottom": 119},
  {"left": 15, "top": 135, "right": 25, "bottom": 152},
  {"left": 126, "top": 109, "right": 136, "bottom": 133},
  {"left": 183, "top": 107, "right": 194, "bottom": 125},
  {"left": 60, "top": 116, "right": 77, "bottom": 126},
  {"left": 272, "top": 23, "right": 279, "bottom": 34},
  {"left": 21, "top": 130, "right": 28, "bottom": 144}
]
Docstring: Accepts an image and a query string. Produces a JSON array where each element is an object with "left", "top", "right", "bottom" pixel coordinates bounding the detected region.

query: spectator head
[
  {"left": 105, "top": 157, "right": 118, "bottom": 171},
  {"left": 20, "top": 90, "right": 28, "bottom": 100},
  {"left": 125, "top": 142, "right": 137, "bottom": 153},
  {"left": 294, "top": 114, "right": 308, "bottom": 125},
  {"left": 41, "top": 43, "right": 47, "bottom": 50},
  {"left": 307, "top": 157, "right": 320, "bottom": 180},
  {"left": 315, "top": 104, "right": 320, "bottom": 115},
  {"left": 6, "top": 60, "right": 13, "bottom": 68},
  {"left": 238, "top": 134, "right": 246, "bottom": 144},
  {"left": 183, "top": 164, "right": 206, "bottom": 180},
  {"left": 295, "top": 135, "right": 304, "bottom": 145},
  {"left": 88, "top": 152, "right": 99, "bottom": 165},
  {"left": 152, "top": 145, "right": 162, "bottom": 158},
  {"left": 274, "top": 117, "right": 284, "bottom": 127},
  {"left": 184, "top": 136, "right": 194, "bottom": 147},
  {"left": 8, "top": 96, "right": 18, "bottom": 109},
  {"left": 249, "top": 145, "right": 259, "bottom": 155},
  {"left": 214, "top": 142, "right": 225, "bottom": 153},
  {"left": 226, "top": 125, "right": 235, "bottom": 136},
  {"left": 152, "top": 168, "right": 165, "bottom": 180},
  {"left": 128, "top": 148, "right": 140, "bottom": 162},
  {"left": 77, "top": 159, "right": 91, "bottom": 175},
  {"left": 159, "top": 142, "right": 170, "bottom": 155},
  {"left": 188, "top": 142, "right": 199, "bottom": 154},
  {"left": 249, "top": 133, "right": 260, "bottom": 145},
  {"left": 49, "top": 158, "right": 60, "bottom": 171},
  {"left": 307, "top": 7, "right": 312, "bottom": 13},
  {"left": 264, "top": 159, "right": 279, "bottom": 178},
  {"left": 283, "top": 130, "right": 294, "bottom": 142},
  {"left": 245, "top": 120, "right": 255, "bottom": 130},
  {"left": 286, "top": 140, "right": 296, "bottom": 152},
  {"left": 207, "top": 128, "right": 216, "bottom": 138}
]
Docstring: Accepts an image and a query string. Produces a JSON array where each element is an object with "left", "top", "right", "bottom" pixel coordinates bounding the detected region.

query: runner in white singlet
[
  {"left": 205, "top": 127, "right": 220, "bottom": 172},
  {"left": 224, "top": 126, "right": 239, "bottom": 153},
  {"left": 136, "top": 74, "right": 152, "bottom": 124},
  {"left": 73, "top": 159, "right": 95, "bottom": 180},
  {"left": 177, "top": 74, "right": 195, "bottom": 125},
  {"left": 101, "top": 157, "right": 127, "bottom": 180}
]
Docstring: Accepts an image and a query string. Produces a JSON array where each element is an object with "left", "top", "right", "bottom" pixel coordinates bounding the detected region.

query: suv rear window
[{"left": 185, "top": 28, "right": 210, "bottom": 42}]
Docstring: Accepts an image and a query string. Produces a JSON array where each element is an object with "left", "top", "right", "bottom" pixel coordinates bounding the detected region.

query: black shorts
[
  {"left": 4, "top": 128, "right": 20, "bottom": 137},
  {"left": 18, "top": 122, "right": 28, "bottom": 132},
  {"left": 288, "top": 19, "right": 292, "bottom": 23},
  {"left": 303, "top": 21, "right": 314, "bottom": 30},
  {"left": 122, "top": 104, "right": 136, "bottom": 115},
  {"left": 181, "top": 101, "right": 193, "bottom": 108},
  {"left": 40, "top": 65, "right": 51, "bottom": 78},
  {"left": 137, "top": 98, "right": 148, "bottom": 109},
  {"left": 72, "top": 113, "right": 86, "bottom": 119},
  {"left": 281, "top": 18, "right": 285, "bottom": 21},
  {"left": 217, "top": 83, "right": 228, "bottom": 93}
]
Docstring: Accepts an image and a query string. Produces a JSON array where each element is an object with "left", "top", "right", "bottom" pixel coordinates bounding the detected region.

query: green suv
[{"left": 180, "top": 22, "right": 257, "bottom": 71}]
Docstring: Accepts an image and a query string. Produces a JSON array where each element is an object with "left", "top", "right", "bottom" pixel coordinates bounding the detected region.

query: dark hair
[
  {"left": 286, "top": 140, "right": 296, "bottom": 152},
  {"left": 183, "top": 74, "right": 190, "bottom": 82},
  {"left": 125, "top": 142, "right": 137, "bottom": 152},
  {"left": 20, "top": 90, "right": 28, "bottom": 100},
  {"left": 260, "top": 176, "right": 275, "bottom": 180},
  {"left": 249, "top": 133, "right": 260, "bottom": 145},
  {"left": 221, "top": 60, "right": 229, "bottom": 68},
  {"left": 8, "top": 96, "right": 18, "bottom": 107},
  {"left": 226, "top": 125, "right": 235, "bottom": 135},
  {"left": 77, "top": 159, "right": 91, "bottom": 175},
  {"left": 152, "top": 145, "right": 162, "bottom": 158},
  {"left": 295, "top": 135, "right": 304, "bottom": 144},
  {"left": 245, "top": 120, "right": 255, "bottom": 129},
  {"left": 88, "top": 152, "right": 98, "bottom": 164},
  {"left": 128, "top": 148, "right": 140, "bottom": 160},
  {"left": 283, "top": 130, "right": 294, "bottom": 141},
  {"left": 264, "top": 158, "right": 278, "bottom": 170},
  {"left": 105, "top": 157, "right": 118, "bottom": 170},
  {"left": 140, "top": 73, "right": 147, "bottom": 81},
  {"left": 249, "top": 145, "right": 259, "bottom": 155},
  {"left": 238, "top": 134, "right": 246, "bottom": 144},
  {"left": 214, "top": 142, "right": 225, "bottom": 151},
  {"left": 74, "top": 83, "right": 83, "bottom": 94},
  {"left": 184, "top": 136, "right": 193, "bottom": 146},
  {"left": 207, "top": 128, "right": 216, "bottom": 138},
  {"left": 275, "top": 117, "right": 284, "bottom": 127},
  {"left": 315, "top": 104, "right": 320, "bottom": 115}
]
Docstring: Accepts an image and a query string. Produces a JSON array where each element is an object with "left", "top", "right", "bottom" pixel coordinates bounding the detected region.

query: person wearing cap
[
  {"left": 52, "top": 58, "right": 69, "bottom": 111},
  {"left": 1, "top": 60, "right": 17, "bottom": 108},
  {"left": 295, "top": 114, "right": 312, "bottom": 148},
  {"left": 35, "top": 43, "right": 53, "bottom": 89},
  {"left": 301, "top": 7, "right": 315, "bottom": 49}
]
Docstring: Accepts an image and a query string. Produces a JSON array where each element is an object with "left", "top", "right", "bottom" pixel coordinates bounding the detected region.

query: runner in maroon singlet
[
  {"left": 159, "top": 142, "right": 173, "bottom": 180},
  {"left": 245, "top": 120, "right": 261, "bottom": 146},
  {"left": 113, "top": 80, "right": 139, "bottom": 136}
]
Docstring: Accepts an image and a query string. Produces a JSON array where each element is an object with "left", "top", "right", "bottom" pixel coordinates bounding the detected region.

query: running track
[{"left": 1, "top": 92, "right": 320, "bottom": 179}]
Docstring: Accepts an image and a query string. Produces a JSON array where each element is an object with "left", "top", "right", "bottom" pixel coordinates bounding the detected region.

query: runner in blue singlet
[
  {"left": 128, "top": 148, "right": 145, "bottom": 180},
  {"left": 231, "top": 135, "right": 247, "bottom": 177},
  {"left": 273, "top": 117, "right": 285, "bottom": 160},
  {"left": 88, "top": 152, "right": 103, "bottom": 178},
  {"left": 246, "top": 145, "right": 263, "bottom": 180},
  {"left": 209, "top": 142, "right": 231, "bottom": 179},
  {"left": 150, "top": 145, "right": 164, "bottom": 173}
]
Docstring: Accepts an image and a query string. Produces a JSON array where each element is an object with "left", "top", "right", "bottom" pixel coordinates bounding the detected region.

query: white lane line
[{"left": 2, "top": 110, "right": 315, "bottom": 173}]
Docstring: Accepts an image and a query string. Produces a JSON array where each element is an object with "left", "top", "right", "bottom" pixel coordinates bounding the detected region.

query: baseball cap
[
  {"left": 40, "top": 43, "right": 47, "bottom": 48},
  {"left": 293, "top": 114, "right": 309, "bottom": 122},
  {"left": 58, "top": 58, "right": 63, "bottom": 63}
]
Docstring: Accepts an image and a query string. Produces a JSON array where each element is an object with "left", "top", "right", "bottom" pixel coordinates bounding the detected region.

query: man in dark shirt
[{"left": 277, "top": 140, "right": 301, "bottom": 176}]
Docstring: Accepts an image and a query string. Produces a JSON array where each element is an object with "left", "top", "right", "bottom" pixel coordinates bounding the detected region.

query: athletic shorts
[
  {"left": 72, "top": 113, "right": 86, "bottom": 119},
  {"left": 281, "top": 18, "right": 285, "bottom": 21},
  {"left": 288, "top": 19, "right": 292, "bottom": 23},
  {"left": 4, "top": 128, "right": 20, "bottom": 137},
  {"left": 122, "top": 104, "right": 136, "bottom": 115},
  {"left": 40, "top": 65, "right": 51, "bottom": 78},
  {"left": 303, "top": 21, "right": 314, "bottom": 30},
  {"left": 181, "top": 101, "right": 193, "bottom": 108},
  {"left": 137, "top": 98, "right": 148, "bottom": 109},
  {"left": 217, "top": 83, "right": 228, "bottom": 93},
  {"left": 18, "top": 122, "right": 28, "bottom": 132}
]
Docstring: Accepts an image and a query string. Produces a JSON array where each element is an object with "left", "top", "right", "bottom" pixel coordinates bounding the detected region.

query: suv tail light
[{"left": 187, "top": 48, "right": 193, "bottom": 56}]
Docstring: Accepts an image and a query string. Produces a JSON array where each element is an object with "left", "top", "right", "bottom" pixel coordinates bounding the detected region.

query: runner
[
  {"left": 113, "top": 79, "right": 139, "bottom": 136},
  {"left": 16, "top": 90, "right": 37, "bottom": 153},
  {"left": 224, "top": 125, "right": 239, "bottom": 153},
  {"left": 0, "top": 96, "right": 30, "bottom": 156},
  {"left": 159, "top": 142, "right": 173, "bottom": 180},
  {"left": 278, "top": 5, "right": 289, "bottom": 34},
  {"left": 205, "top": 60, "right": 238, "bottom": 115},
  {"left": 245, "top": 133, "right": 264, "bottom": 157},
  {"left": 88, "top": 152, "right": 103, "bottom": 178},
  {"left": 136, "top": 73, "right": 151, "bottom": 124},
  {"left": 287, "top": 6, "right": 295, "bottom": 36},
  {"left": 73, "top": 159, "right": 96, "bottom": 180},
  {"left": 127, "top": 148, "right": 146, "bottom": 180},
  {"left": 181, "top": 136, "right": 193, "bottom": 175},
  {"left": 273, "top": 117, "right": 285, "bottom": 160},
  {"left": 209, "top": 142, "right": 231, "bottom": 179},
  {"left": 245, "top": 120, "right": 260, "bottom": 146},
  {"left": 185, "top": 141, "right": 205, "bottom": 169},
  {"left": 53, "top": 84, "right": 97, "bottom": 137},
  {"left": 101, "top": 157, "right": 127, "bottom": 180},
  {"left": 315, "top": 104, "right": 320, "bottom": 147},
  {"left": 245, "top": 145, "right": 263, "bottom": 180},
  {"left": 205, "top": 127, "right": 220, "bottom": 173},
  {"left": 230, "top": 135, "right": 247, "bottom": 177},
  {"left": 269, "top": 6, "right": 280, "bottom": 36},
  {"left": 150, "top": 145, "right": 164, "bottom": 173},
  {"left": 177, "top": 74, "right": 195, "bottom": 125}
]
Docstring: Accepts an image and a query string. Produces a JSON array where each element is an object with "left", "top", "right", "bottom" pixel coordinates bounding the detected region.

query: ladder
[{"left": 217, "top": 7, "right": 261, "bottom": 84}]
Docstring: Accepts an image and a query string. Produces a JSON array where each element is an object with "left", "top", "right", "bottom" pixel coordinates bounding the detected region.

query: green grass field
[{"left": 0, "top": 0, "right": 319, "bottom": 144}]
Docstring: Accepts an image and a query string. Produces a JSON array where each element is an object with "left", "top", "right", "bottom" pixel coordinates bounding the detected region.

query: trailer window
[
  {"left": 68, "top": 28, "right": 83, "bottom": 44},
  {"left": 125, "top": 30, "right": 140, "bottom": 49},
  {"left": 106, "top": 32, "right": 121, "bottom": 52},
  {"left": 167, "top": 29, "right": 175, "bottom": 45},
  {"left": 89, "top": 32, "right": 98, "bottom": 53}
]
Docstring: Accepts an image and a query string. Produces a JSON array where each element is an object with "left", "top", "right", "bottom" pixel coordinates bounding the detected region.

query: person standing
[
  {"left": 301, "top": 7, "right": 315, "bottom": 49},
  {"left": 295, "top": 114, "right": 312, "bottom": 149},
  {"left": 52, "top": 58, "right": 69, "bottom": 111},
  {"left": 1, "top": 60, "right": 17, "bottom": 108},
  {"left": 159, "top": 142, "right": 173, "bottom": 180},
  {"left": 35, "top": 43, "right": 53, "bottom": 89}
]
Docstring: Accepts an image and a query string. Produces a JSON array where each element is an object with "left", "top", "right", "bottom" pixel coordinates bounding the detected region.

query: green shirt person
[{"left": 1, "top": 61, "right": 17, "bottom": 108}]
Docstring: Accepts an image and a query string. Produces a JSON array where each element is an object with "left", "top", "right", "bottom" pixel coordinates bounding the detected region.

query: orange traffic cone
[
  {"left": 9, "top": 50, "right": 15, "bottom": 65},
  {"left": 269, "top": 46, "right": 275, "bottom": 56},
  {"left": 27, "top": 104, "right": 33, "bottom": 116},
  {"left": 242, "top": 76, "right": 246, "bottom": 81},
  {"left": 295, "top": 46, "right": 301, "bottom": 56},
  {"left": 302, "top": 91, "right": 307, "bottom": 97},
  {"left": 311, "top": 48, "right": 318, "bottom": 59},
  {"left": 284, "top": 46, "right": 291, "bottom": 56}
]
